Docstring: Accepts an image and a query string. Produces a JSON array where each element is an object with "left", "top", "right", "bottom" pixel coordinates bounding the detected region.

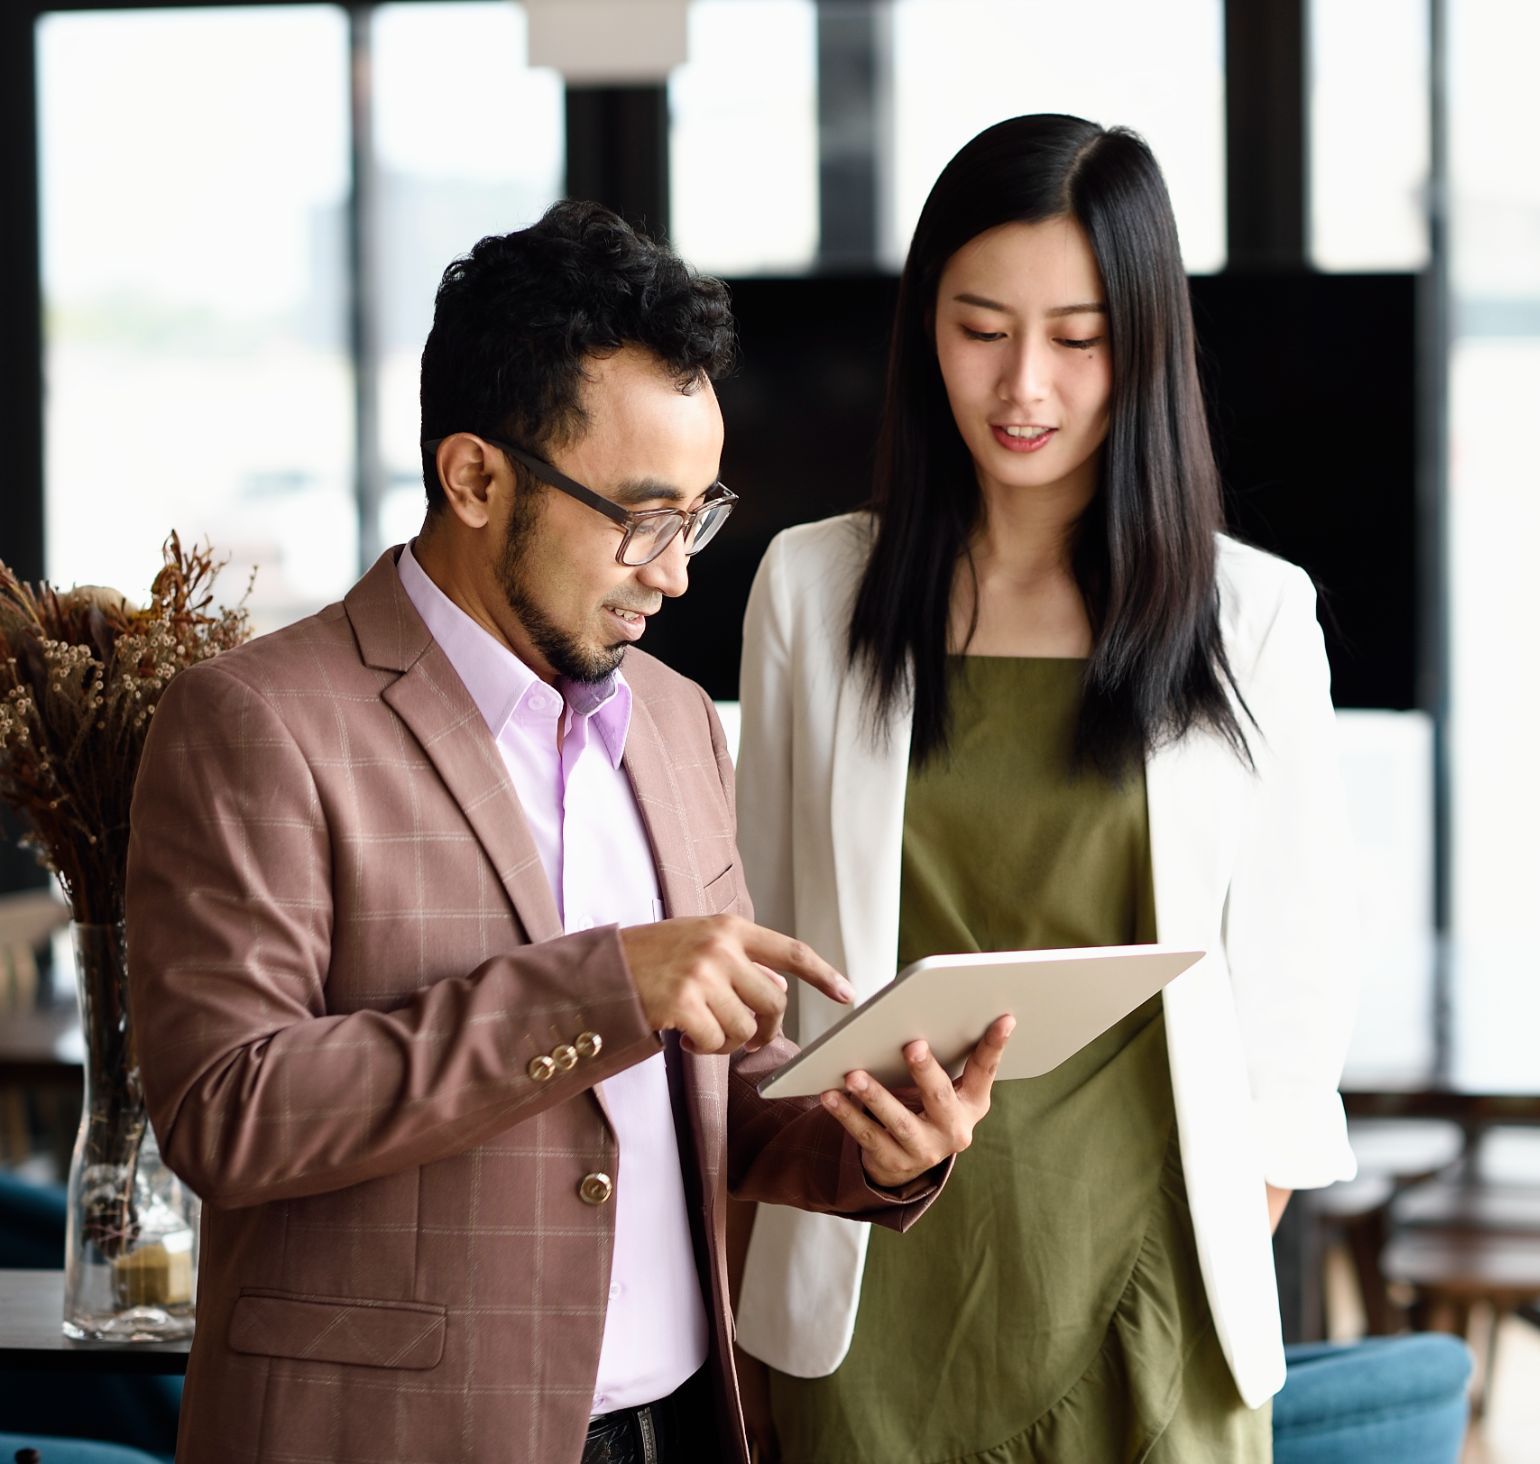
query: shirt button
[
  {"left": 579, "top": 1172, "right": 614, "bottom": 1206},
  {"left": 609, "top": 1282, "right": 622, "bottom": 1299}
]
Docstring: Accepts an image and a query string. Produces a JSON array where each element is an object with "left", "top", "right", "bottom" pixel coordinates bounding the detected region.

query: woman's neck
[
  {"left": 952, "top": 469, "right": 1096, "bottom": 657},
  {"left": 971, "top": 456, "right": 1096, "bottom": 572}
]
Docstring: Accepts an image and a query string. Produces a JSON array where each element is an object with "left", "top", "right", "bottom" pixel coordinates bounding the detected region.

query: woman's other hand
[{"left": 1267, "top": 1183, "right": 1293, "bottom": 1233}]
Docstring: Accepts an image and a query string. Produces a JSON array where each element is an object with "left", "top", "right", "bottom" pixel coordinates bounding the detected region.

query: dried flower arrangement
[
  {"left": 0, "top": 534, "right": 251, "bottom": 1294},
  {"left": 0, "top": 532, "right": 253, "bottom": 923}
]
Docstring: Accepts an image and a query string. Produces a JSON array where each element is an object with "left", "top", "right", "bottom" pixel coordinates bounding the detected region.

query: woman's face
[{"left": 933, "top": 216, "right": 1112, "bottom": 512}]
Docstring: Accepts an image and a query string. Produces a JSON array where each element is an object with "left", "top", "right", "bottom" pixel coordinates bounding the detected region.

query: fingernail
[
  {"left": 821, "top": 1091, "right": 840, "bottom": 1110},
  {"left": 1002, "top": 1017, "right": 1017, "bottom": 1038},
  {"left": 846, "top": 1073, "right": 867, "bottom": 1095},
  {"left": 837, "top": 980, "right": 855, "bottom": 1003},
  {"left": 909, "top": 1041, "right": 929, "bottom": 1062}
]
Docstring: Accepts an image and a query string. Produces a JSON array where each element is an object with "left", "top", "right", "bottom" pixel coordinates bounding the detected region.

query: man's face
[{"left": 494, "top": 345, "right": 725, "bottom": 683}]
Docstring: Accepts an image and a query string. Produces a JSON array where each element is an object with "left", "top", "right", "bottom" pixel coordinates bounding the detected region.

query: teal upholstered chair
[{"left": 0, "top": 1172, "right": 180, "bottom": 1462}]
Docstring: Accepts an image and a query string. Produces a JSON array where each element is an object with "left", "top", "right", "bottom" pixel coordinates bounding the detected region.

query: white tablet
[{"left": 758, "top": 944, "right": 1204, "bottom": 1100}]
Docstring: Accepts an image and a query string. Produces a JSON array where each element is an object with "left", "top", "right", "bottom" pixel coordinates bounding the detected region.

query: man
[{"left": 126, "top": 201, "right": 1012, "bottom": 1464}]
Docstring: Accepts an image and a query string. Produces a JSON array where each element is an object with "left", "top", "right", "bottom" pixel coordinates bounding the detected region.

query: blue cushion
[
  {"left": 1274, "top": 1336, "right": 1472, "bottom": 1464},
  {"left": 0, "top": 1432, "right": 168, "bottom": 1463}
]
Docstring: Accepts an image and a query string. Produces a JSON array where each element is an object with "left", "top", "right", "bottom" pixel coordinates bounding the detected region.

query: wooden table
[{"left": 0, "top": 1270, "right": 189, "bottom": 1374}]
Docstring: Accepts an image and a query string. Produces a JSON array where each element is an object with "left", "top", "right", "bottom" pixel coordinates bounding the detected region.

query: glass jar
[{"left": 62, "top": 920, "right": 198, "bottom": 1342}]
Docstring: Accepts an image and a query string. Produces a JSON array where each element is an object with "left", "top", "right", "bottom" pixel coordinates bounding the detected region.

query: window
[
  {"left": 1447, "top": 0, "right": 1540, "bottom": 1080},
  {"left": 886, "top": 0, "right": 1225, "bottom": 272},
  {"left": 39, "top": 7, "right": 353, "bottom": 633},
  {"left": 1309, "top": 0, "right": 1431, "bottom": 271},
  {"left": 669, "top": 0, "right": 819, "bottom": 275},
  {"left": 371, "top": 2, "right": 565, "bottom": 549},
  {"left": 38, "top": 3, "right": 565, "bottom": 621}
]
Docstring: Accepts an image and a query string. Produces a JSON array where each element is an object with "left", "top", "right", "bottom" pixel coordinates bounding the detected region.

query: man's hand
[
  {"left": 820, "top": 1015, "right": 1016, "bottom": 1189},
  {"left": 619, "top": 915, "right": 853, "bottom": 1056}
]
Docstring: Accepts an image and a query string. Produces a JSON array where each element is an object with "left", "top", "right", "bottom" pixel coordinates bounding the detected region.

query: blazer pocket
[
  {"left": 702, "top": 863, "right": 742, "bottom": 915},
  {"left": 228, "top": 1290, "right": 446, "bottom": 1371}
]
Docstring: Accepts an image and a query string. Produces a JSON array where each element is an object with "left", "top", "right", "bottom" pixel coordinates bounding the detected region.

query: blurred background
[{"left": 0, "top": 1, "right": 1538, "bottom": 1459}]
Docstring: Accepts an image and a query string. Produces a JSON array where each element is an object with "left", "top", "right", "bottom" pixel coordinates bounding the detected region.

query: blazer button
[
  {"left": 552, "top": 1043, "right": 579, "bottom": 1072},
  {"left": 579, "top": 1172, "right": 614, "bottom": 1206},
  {"left": 575, "top": 1031, "right": 603, "bottom": 1060},
  {"left": 527, "top": 1054, "right": 557, "bottom": 1083}
]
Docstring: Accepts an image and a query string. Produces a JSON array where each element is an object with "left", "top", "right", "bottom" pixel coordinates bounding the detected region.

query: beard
[{"left": 495, "top": 487, "right": 626, "bottom": 684}]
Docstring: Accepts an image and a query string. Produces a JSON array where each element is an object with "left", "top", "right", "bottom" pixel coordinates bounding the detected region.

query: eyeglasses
[{"left": 422, "top": 435, "right": 738, "bottom": 567}]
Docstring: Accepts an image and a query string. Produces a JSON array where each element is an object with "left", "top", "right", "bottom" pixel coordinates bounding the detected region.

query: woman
[{"left": 732, "top": 115, "right": 1358, "bottom": 1462}]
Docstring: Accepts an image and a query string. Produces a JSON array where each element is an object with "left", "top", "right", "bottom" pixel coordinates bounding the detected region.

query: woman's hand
[
  {"left": 820, "top": 1016, "right": 1016, "bottom": 1189},
  {"left": 1267, "top": 1183, "right": 1293, "bottom": 1234}
]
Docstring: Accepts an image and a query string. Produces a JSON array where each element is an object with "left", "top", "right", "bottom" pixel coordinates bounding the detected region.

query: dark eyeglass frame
[{"left": 422, "top": 434, "right": 738, "bottom": 567}]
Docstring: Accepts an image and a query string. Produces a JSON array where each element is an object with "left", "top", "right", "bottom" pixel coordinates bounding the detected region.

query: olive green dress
[{"left": 769, "top": 657, "right": 1270, "bottom": 1464}]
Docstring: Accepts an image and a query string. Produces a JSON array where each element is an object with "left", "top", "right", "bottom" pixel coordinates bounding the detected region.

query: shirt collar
[{"left": 397, "top": 540, "right": 633, "bottom": 767}]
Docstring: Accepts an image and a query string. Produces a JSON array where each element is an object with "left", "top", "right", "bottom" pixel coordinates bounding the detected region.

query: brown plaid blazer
[{"left": 125, "top": 548, "right": 934, "bottom": 1464}]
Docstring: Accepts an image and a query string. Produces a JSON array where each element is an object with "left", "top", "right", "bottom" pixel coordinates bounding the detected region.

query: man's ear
[{"left": 434, "top": 434, "right": 506, "bottom": 530}]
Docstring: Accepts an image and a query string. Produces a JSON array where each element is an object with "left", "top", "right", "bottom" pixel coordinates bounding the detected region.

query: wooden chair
[
  {"left": 1380, "top": 1128, "right": 1540, "bottom": 1416},
  {"left": 1315, "top": 1118, "right": 1466, "bottom": 1336},
  {"left": 0, "top": 889, "right": 72, "bottom": 1166},
  {"left": 0, "top": 889, "right": 69, "bottom": 1012}
]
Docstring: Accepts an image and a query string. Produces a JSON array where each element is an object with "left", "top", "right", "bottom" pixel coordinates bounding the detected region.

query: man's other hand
[{"left": 619, "top": 915, "right": 853, "bottom": 1056}]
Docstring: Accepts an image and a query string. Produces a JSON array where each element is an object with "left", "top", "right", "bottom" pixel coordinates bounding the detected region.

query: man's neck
[{"left": 409, "top": 529, "right": 556, "bottom": 684}]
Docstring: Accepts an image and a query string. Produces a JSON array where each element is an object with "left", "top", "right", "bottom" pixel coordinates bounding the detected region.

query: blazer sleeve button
[
  {"left": 527, "top": 1054, "right": 557, "bottom": 1083},
  {"left": 579, "top": 1172, "right": 614, "bottom": 1206},
  {"left": 552, "top": 1044, "right": 579, "bottom": 1071},
  {"left": 575, "top": 1031, "right": 603, "bottom": 1059}
]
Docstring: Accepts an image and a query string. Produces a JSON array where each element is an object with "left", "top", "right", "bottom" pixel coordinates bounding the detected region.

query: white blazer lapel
[
  {"left": 1145, "top": 726, "right": 1244, "bottom": 951},
  {"left": 828, "top": 667, "right": 914, "bottom": 1006},
  {"left": 1147, "top": 724, "right": 1284, "bottom": 1406},
  {"left": 735, "top": 666, "right": 914, "bottom": 1382},
  {"left": 1146, "top": 722, "right": 1252, "bottom": 1114}
]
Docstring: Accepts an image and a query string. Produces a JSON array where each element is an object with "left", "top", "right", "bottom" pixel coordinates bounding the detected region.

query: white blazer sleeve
[{"left": 1224, "top": 566, "right": 1360, "bottom": 1190}]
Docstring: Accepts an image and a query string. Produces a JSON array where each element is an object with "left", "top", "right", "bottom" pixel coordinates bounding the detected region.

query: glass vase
[{"left": 62, "top": 920, "right": 198, "bottom": 1342}]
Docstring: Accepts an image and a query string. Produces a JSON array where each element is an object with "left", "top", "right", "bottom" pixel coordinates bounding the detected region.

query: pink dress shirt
[{"left": 399, "top": 543, "right": 710, "bottom": 1415}]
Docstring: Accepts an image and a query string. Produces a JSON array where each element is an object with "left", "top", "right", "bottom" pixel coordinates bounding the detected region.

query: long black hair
[{"left": 848, "top": 114, "right": 1249, "bottom": 774}]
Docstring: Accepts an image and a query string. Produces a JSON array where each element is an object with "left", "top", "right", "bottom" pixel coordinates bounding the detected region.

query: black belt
[{"left": 582, "top": 1368, "right": 709, "bottom": 1464}]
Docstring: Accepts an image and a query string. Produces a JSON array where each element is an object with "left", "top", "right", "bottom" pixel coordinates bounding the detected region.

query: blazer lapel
[
  {"left": 828, "top": 668, "right": 913, "bottom": 1004},
  {"left": 620, "top": 689, "right": 705, "bottom": 921},
  {"left": 1145, "top": 725, "right": 1249, "bottom": 951},
  {"left": 346, "top": 550, "right": 563, "bottom": 947},
  {"left": 621, "top": 690, "right": 726, "bottom": 1192},
  {"left": 1145, "top": 722, "right": 1254, "bottom": 1083}
]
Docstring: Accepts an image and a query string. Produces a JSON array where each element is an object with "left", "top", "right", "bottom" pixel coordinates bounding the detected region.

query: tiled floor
[{"left": 1460, "top": 1313, "right": 1540, "bottom": 1464}]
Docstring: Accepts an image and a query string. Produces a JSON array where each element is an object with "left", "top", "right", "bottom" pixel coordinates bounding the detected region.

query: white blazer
[{"left": 733, "top": 513, "right": 1359, "bottom": 1409}]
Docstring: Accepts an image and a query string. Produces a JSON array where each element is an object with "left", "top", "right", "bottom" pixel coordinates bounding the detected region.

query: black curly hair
[{"left": 418, "top": 199, "right": 737, "bottom": 512}]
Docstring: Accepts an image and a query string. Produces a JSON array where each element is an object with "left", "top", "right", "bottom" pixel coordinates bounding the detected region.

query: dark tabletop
[
  {"left": 0, "top": 1006, "right": 83, "bottom": 1087},
  {"left": 0, "top": 1270, "right": 190, "bottom": 1374}
]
